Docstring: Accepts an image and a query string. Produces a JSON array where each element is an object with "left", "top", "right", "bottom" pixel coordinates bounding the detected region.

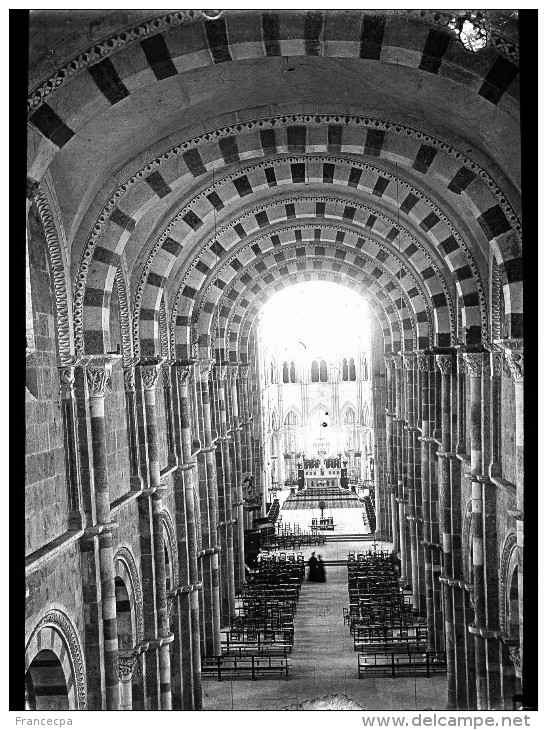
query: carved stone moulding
[
  {"left": 138, "top": 356, "right": 165, "bottom": 390},
  {"left": 118, "top": 651, "right": 139, "bottom": 681},
  {"left": 26, "top": 609, "right": 87, "bottom": 710},
  {"left": 435, "top": 354, "right": 452, "bottom": 376},
  {"left": 462, "top": 352, "right": 486, "bottom": 378}
]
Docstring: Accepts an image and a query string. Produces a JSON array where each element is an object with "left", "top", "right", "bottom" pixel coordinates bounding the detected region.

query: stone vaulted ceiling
[{"left": 27, "top": 9, "right": 521, "bottom": 367}]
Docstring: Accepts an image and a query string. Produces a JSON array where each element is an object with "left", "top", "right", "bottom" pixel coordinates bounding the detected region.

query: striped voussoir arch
[
  {"left": 190, "top": 238, "right": 433, "bottom": 350},
  {"left": 133, "top": 151, "right": 493, "bottom": 348},
  {"left": 219, "top": 272, "right": 396, "bottom": 365},
  {"left": 202, "top": 256, "right": 415, "bottom": 363},
  {"left": 225, "top": 269, "right": 406, "bottom": 364},
  {"left": 190, "top": 228, "right": 437, "bottom": 341},
  {"left": 180, "top": 268, "right": 399, "bottom": 364},
  {"left": 176, "top": 219, "right": 451, "bottom": 343},
  {"left": 25, "top": 609, "right": 86, "bottom": 710},
  {"left": 28, "top": 10, "right": 519, "bottom": 145},
  {"left": 166, "top": 196, "right": 461, "bottom": 354},
  {"left": 77, "top": 114, "right": 520, "bottom": 357},
  {"left": 222, "top": 260, "right": 416, "bottom": 361}
]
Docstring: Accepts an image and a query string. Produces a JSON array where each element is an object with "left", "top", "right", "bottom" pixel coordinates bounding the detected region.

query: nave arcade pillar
[
  {"left": 435, "top": 353, "right": 456, "bottom": 709},
  {"left": 450, "top": 352, "right": 474, "bottom": 710},
  {"left": 403, "top": 353, "right": 426, "bottom": 616},
  {"left": 372, "top": 361, "right": 388, "bottom": 539},
  {"left": 196, "top": 358, "right": 221, "bottom": 657},
  {"left": 161, "top": 361, "right": 202, "bottom": 710},
  {"left": 174, "top": 362, "right": 203, "bottom": 709},
  {"left": 393, "top": 355, "right": 410, "bottom": 586},
  {"left": 499, "top": 340, "right": 524, "bottom": 690},
  {"left": 138, "top": 359, "right": 174, "bottom": 710},
  {"left": 213, "top": 364, "right": 236, "bottom": 627},
  {"left": 228, "top": 364, "right": 246, "bottom": 589},
  {"left": 462, "top": 352, "right": 488, "bottom": 710},
  {"left": 384, "top": 355, "right": 397, "bottom": 547},
  {"left": 239, "top": 364, "right": 255, "bottom": 530},
  {"left": 82, "top": 357, "right": 120, "bottom": 710},
  {"left": 416, "top": 352, "right": 438, "bottom": 651}
]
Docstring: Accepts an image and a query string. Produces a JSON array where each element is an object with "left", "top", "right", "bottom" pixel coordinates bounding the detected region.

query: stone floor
[{"left": 203, "top": 539, "right": 447, "bottom": 711}]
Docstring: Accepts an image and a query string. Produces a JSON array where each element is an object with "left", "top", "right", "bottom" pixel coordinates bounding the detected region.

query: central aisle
[{"left": 203, "top": 541, "right": 447, "bottom": 711}]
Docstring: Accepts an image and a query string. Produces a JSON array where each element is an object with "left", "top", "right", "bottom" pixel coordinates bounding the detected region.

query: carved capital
[
  {"left": 140, "top": 364, "right": 160, "bottom": 390},
  {"left": 384, "top": 355, "right": 393, "bottom": 370},
  {"left": 59, "top": 366, "right": 76, "bottom": 400},
  {"left": 508, "top": 645, "right": 522, "bottom": 675},
  {"left": 505, "top": 350, "right": 524, "bottom": 382},
  {"left": 118, "top": 651, "right": 139, "bottom": 682},
  {"left": 239, "top": 364, "right": 250, "bottom": 380},
  {"left": 176, "top": 364, "right": 192, "bottom": 387},
  {"left": 490, "top": 351, "right": 503, "bottom": 378},
  {"left": 402, "top": 353, "right": 415, "bottom": 371},
  {"left": 86, "top": 366, "right": 108, "bottom": 398},
  {"left": 214, "top": 364, "right": 228, "bottom": 382},
  {"left": 123, "top": 367, "right": 136, "bottom": 392},
  {"left": 416, "top": 353, "right": 430, "bottom": 372},
  {"left": 391, "top": 355, "right": 403, "bottom": 370},
  {"left": 463, "top": 353, "right": 485, "bottom": 378},
  {"left": 227, "top": 364, "right": 240, "bottom": 383},
  {"left": 435, "top": 354, "right": 452, "bottom": 376},
  {"left": 198, "top": 358, "right": 215, "bottom": 381}
]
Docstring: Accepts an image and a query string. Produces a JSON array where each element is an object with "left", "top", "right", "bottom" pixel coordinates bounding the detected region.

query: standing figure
[
  {"left": 307, "top": 552, "right": 319, "bottom": 582},
  {"left": 316, "top": 555, "right": 326, "bottom": 583}
]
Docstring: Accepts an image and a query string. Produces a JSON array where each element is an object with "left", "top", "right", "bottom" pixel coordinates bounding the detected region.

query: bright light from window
[{"left": 259, "top": 282, "right": 370, "bottom": 361}]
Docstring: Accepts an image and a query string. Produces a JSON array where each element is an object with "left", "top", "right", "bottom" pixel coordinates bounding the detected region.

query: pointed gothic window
[
  {"left": 342, "top": 358, "right": 349, "bottom": 381},
  {"left": 311, "top": 360, "right": 319, "bottom": 382},
  {"left": 290, "top": 361, "right": 296, "bottom": 383},
  {"left": 282, "top": 361, "right": 289, "bottom": 383},
  {"left": 349, "top": 357, "right": 356, "bottom": 381},
  {"left": 319, "top": 359, "right": 328, "bottom": 382}
]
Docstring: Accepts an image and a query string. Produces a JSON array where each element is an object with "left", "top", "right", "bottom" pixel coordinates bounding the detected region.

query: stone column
[
  {"left": 393, "top": 355, "right": 408, "bottom": 584},
  {"left": 167, "top": 362, "right": 194, "bottom": 710},
  {"left": 214, "top": 364, "right": 236, "bottom": 625},
  {"left": 139, "top": 359, "right": 173, "bottom": 710},
  {"left": 197, "top": 358, "right": 222, "bottom": 657},
  {"left": 404, "top": 353, "right": 423, "bottom": 613},
  {"left": 85, "top": 358, "right": 120, "bottom": 710},
  {"left": 488, "top": 350, "right": 503, "bottom": 477},
  {"left": 162, "top": 364, "right": 177, "bottom": 465},
  {"left": 384, "top": 356, "right": 397, "bottom": 546},
  {"left": 463, "top": 352, "right": 488, "bottom": 710},
  {"left": 176, "top": 363, "right": 203, "bottom": 710},
  {"left": 123, "top": 366, "right": 144, "bottom": 490},
  {"left": 500, "top": 341, "right": 524, "bottom": 672},
  {"left": 59, "top": 364, "right": 85, "bottom": 529},
  {"left": 118, "top": 651, "right": 139, "bottom": 710},
  {"left": 417, "top": 352, "right": 435, "bottom": 646},
  {"left": 436, "top": 353, "right": 455, "bottom": 708},
  {"left": 228, "top": 364, "right": 245, "bottom": 588},
  {"left": 240, "top": 364, "right": 254, "bottom": 530}
]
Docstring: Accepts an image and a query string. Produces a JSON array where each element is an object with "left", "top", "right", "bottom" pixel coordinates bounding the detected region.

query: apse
[{"left": 259, "top": 281, "right": 371, "bottom": 362}]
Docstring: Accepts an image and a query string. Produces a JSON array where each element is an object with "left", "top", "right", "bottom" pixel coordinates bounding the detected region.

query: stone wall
[
  {"left": 106, "top": 361, "right": 132, "bottom": 505},
  {"left": 155, "top": 378, "right": 169, "bottom": 469},
  {"left": 25, "top": 541, "right": 85, "bottom": 651},
  {"left": 500, "top": 363, "right": 516, "bottom": 485},
  {"left": 25, "top": 202, "right": 70, "bottom": 556}
]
